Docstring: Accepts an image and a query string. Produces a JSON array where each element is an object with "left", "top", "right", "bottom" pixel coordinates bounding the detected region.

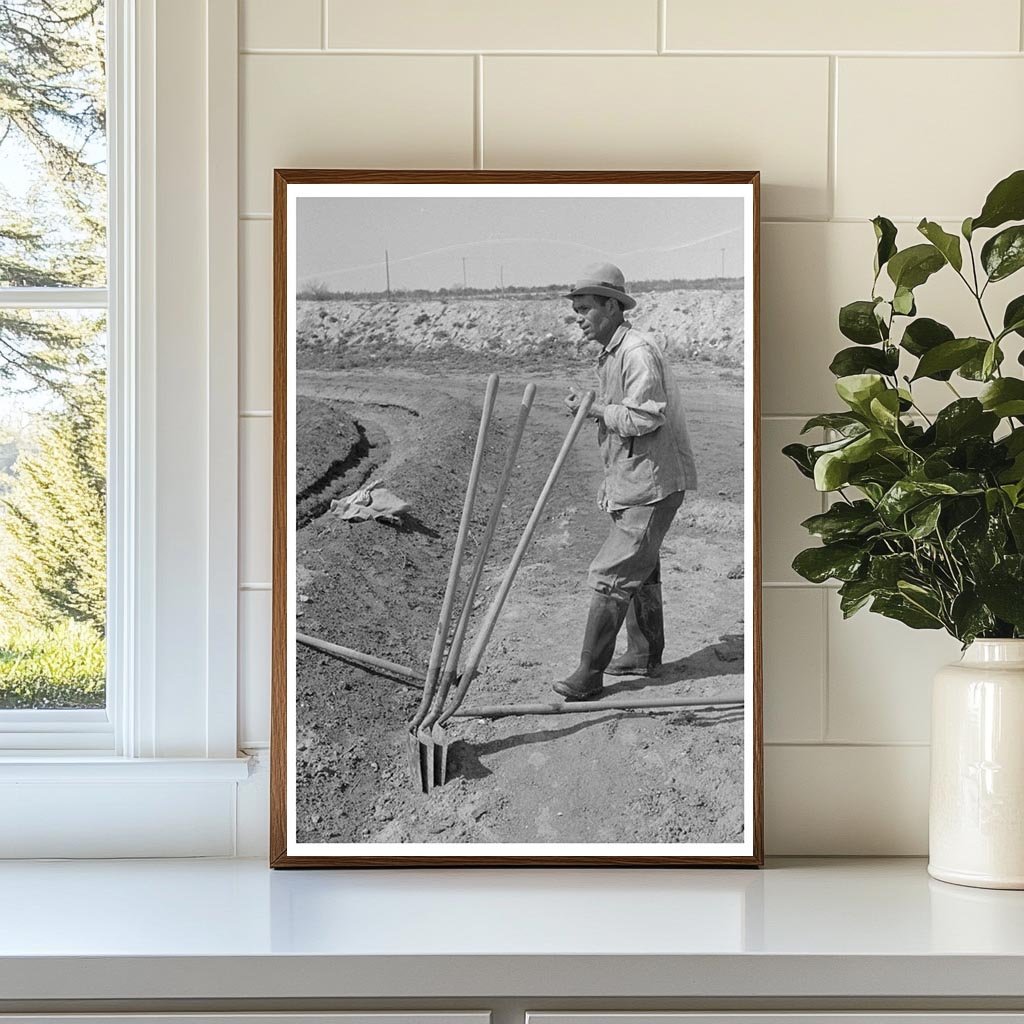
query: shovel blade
[
  {"left": 418, "top": 728, "right": 435, "bottom": 793},
  {"left": 407, "top": 731, "right": 428, "bottom": 794},
  {"left": 431, "top": 724, "right": 450, "bottom": 788}
]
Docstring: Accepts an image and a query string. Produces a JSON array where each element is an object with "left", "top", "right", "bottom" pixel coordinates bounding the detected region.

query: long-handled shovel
[
  {"left": 424, "top": 382, "right": 537, "bottom": 788},
  {"left": 432, "top": 391, "right": 595, "bottom": 784},
  {"left": 407, "top": 372, "right": 499, "bottom": 792}
]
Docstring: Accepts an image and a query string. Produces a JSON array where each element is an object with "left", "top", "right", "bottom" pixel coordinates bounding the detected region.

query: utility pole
[
  {"left": 385, "top": 248, "right": 391, "bottom": 300},
  {"left": 462, "top": 256, "right": 468, "bottom": 289}
]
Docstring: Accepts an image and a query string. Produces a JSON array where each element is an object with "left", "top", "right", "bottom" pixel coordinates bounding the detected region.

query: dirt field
[{"left": 292, "top": 303, "right": 749, "bottom": 846}]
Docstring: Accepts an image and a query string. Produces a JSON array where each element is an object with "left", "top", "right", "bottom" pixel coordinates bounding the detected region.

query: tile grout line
[
  {"left": 474, "top": 54, "right": 484, "bottom": 169},
  {"left": 237, "top": 47, "right": 1024, "bottom": 57},
  {"left": 820, "top": 587, "right": 830, "bottom": 743},
  {"left": 827, "top": 55, "right": 838, "bottom": 221},
  {"left": 761, "top": 585, "right": 839, "bottom": 593},
  {"left": 766, "top": 740, "right": 931, "bottom": 748},
  {"left": 243, "top": 213, "right": 969, "bottom": 226},
  {"left": 819, "top": 430, "right": 831, "bottom": 742}
]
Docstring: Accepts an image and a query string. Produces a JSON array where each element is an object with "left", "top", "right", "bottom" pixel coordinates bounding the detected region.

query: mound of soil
[
  {"left": 296, "top": 289, "right": 744, "bottom": 372},
  {"left": 294, "top": 361, "right": 746, "bottom": 846}
]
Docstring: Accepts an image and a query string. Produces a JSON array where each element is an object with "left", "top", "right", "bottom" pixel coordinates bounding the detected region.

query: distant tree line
[
  {"left": 0, "top": 1, "right": 107, "bottom": 643},
  {"left": 297, "top": 276, "right": 744, "bottom": 302}
]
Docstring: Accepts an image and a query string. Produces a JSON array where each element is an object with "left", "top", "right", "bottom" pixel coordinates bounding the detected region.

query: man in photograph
[{"left": 556, "top": 263, "right": 698, "bottom": 701}]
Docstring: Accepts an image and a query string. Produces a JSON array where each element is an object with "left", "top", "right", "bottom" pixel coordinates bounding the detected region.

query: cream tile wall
[{"left": 235, "top": 0, "right": 1024, "bottom": 854}]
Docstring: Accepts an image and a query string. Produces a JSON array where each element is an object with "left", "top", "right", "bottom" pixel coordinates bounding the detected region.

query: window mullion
[{"left": 0, "top": 287, "right": 108, "bottom": 310}]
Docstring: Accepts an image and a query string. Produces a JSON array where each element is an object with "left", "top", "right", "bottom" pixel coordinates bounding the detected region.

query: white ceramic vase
[{"left": 929, "top": 639, "right": 1024, "bottom": 889}]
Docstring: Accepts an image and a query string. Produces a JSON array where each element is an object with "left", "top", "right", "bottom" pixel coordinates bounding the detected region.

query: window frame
[
  {"left": 0, "top": 2, "right": 120, "bottom": 750},
  {"left": 0, "top": 0, "right": 247, "bottom": 848}
]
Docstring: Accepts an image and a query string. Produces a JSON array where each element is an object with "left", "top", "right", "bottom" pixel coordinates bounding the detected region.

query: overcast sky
[{"left": 296, "top": 196, "right": 744, "bottom": 292}]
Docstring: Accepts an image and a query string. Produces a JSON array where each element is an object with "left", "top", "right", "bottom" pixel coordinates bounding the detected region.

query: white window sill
[{"left": 0, "top": 755, "right": 252, "bottom": 782}]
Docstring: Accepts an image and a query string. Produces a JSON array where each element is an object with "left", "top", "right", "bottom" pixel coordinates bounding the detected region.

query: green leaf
[
  {"left": 849, "top": 455, "right": 909, "bottom": 489},
  {"left": 979, "top": 378, "right": 1024, "bottom": 418},
  {"left": 911, "top": 337, "right": 988, "bottom": 381},
  {"left": 887, "top": 244, "right": 946, "bottom": 291},
  {"left": 949, "top": 501, "right": 1004, "bottom": 573},
  {"left": 998, "top": 431, "right": 1024, "bottom": 488},
  {"left": 971, "top": 169, "right": 1024, "bottom": 232},
  {"left": 792, "top": 543, "right": 866, "bottom": 584},
  {"left": 872, "top": 216, "right": 898, "bottom": 277},
  {"left": 908, "top": 501, "right": 943, "bottom": 539},
  {"left": 838, "top": 579, "right": 880, "bottom": 618},
  {"left": 829, "top": 345, "right": 899, "bottom": 378},
  {"left": 934, "top": 399, "right": 999, "bottom": 445},
  {"left": 1008, "top": 508, "right": 1024, "bottom": 548},
  {"left": 1006, "top": 428, "right": 1024, "bottom": 457},
  {"left": 962, "top": 216, "right": 974, "bottom": 241},
  {"left": 839, "top": 300, "right": 887, "bottom": 345},
  {"left": 950, "top": 593, "right": 996, "bottom": 644},
  {"left": 985, "top": 487, "right": 1009, "bottom": 514},
  {"left": 809, "top": 433, "right": 865, "bottom": 456},
  {"left": 960, "top": 344, "right": 1004, "bottom": 381},
  {"left": 877, "top": 479, "right": 958, "bottom": 524},
  {"left": 868, "top": 552, "right": 915, "bottom": 587},
  {"left": 800, "top": 501, "right": 879, "bottom": 543},
  {"left": 900, "top": 317, "right": 954, "bottom": 361},
  {"left": 782, "top": 442, "right": 815, "bottom": 479},
  {"left": 917, "top": 219, "right": 963, "bottom": 272},
  {"left": 976, "top": 576, "right": 1024, "bottom": 629},
  {"left": 892, "top": 287, "right": 916, "bottom": 316},
  {"left": 814, "top": 450, "right": 851, "bottom": 491},
  {"left": 997, "top": 318, "right": 1024, "bottom": 341},
  {"left": 933, "top": 470, "right": 987, "bottom": 494},
  {"left": 846, "top": 432, "right": 888, "bottom": 465},
  {"left": 982, "top": 341, "right": 1001, "bottom": 381},
  {"left": 981, "top": 225, "right": 1024, "bottom": 282},
  {"left": 871, "top": 594, "right": 943, "bottom": 629},
  {"left": 800, "top": 412, "right": 865, "bottom": 435},
  {"left": 835, "top": 373, "right": 886, "bottom": 413},
  {"left": 1003, "top": 295, "right": 1024, "bottom": 339},
  {"left": 868, "top": 389, "right": 902, "bottom": 431}
]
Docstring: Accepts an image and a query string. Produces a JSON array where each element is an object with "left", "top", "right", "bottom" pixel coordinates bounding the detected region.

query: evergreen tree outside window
[{"left": 0, "top": 1, "right": 107, "bottom": 710}]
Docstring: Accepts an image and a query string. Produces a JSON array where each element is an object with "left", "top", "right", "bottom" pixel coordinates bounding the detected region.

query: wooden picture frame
[{"left": 271, "top": 170, "right": 762, "bottom": 867}]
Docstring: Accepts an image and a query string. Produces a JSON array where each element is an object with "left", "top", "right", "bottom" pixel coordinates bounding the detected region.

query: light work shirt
[{"left": 595, "top": 323, "right": 698, "bottom": 510}]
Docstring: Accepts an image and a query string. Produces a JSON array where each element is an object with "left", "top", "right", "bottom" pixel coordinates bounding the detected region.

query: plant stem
[{"left": 906, "top": 398, "right": 933, "bottom": 427}]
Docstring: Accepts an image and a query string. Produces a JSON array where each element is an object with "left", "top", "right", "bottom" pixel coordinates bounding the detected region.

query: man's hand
[{"left": 564, "top": 388, "right": 605, "bottom": 421}]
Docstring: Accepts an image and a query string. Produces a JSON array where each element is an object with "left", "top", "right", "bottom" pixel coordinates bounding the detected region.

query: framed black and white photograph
[{"left": 270, "top": 170, "right": 762, "bottom": 867}]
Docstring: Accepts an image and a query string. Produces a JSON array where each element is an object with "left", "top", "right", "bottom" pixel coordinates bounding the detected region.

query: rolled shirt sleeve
[{"left": 601, "top": 346, "right": 667, "bottom": 437}]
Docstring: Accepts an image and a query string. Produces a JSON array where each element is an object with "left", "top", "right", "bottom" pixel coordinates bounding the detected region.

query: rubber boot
[
  {"left": 553, "top": 592, "right": 629, "bottom": 701},
  {"left": 606, "top": 582, "right": 664, "bottom": 677}
]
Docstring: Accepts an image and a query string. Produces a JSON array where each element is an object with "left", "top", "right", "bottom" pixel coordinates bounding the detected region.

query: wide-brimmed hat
[{"left": 565, "top": 262, "right": 636, "bottom": 311}]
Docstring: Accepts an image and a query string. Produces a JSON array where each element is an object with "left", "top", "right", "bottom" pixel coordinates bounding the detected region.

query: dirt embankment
[
  {"left": 296, "top": 289, "right": 743, "bottom": 371},
  {"left": 293, "top": 357, "right": 747, "bottom": 847}
]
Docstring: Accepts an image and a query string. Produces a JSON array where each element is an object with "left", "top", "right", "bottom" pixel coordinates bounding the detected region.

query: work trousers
[{"left": 587, "top": 490, "right": 685, "bottom": 603}]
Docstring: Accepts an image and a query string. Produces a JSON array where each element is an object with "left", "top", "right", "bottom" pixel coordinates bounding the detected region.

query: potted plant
[{"left": 784, "top": 169, "right": 1024, "bottom": 889}]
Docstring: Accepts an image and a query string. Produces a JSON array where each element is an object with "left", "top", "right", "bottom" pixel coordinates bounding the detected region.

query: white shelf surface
[{"left": 2, "top": 857, "right": 1024, "bottom": 1001}]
